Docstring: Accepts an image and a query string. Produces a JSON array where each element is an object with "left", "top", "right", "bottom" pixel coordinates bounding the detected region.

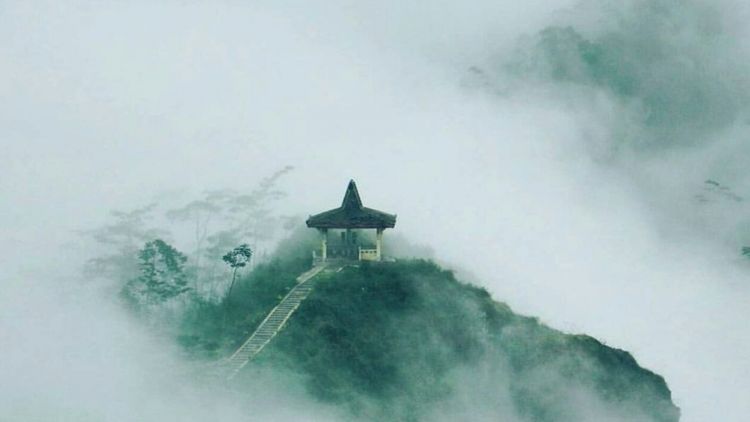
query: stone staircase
[{"left": 222, "top": 264, "right": 328, "bottom": 380}]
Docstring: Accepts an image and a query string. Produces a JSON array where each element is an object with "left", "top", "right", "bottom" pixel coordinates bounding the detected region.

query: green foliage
[
  {"left": 174, "top": 230, "right": 678, "bottom": 421},
  {"left": 222, "top": 244, "right": 253, "bottom": 269},
  {"left": 177, "top": 259, "right": 304, "bottom": 358},
  {"left": 177, "top": 228, "right": 317, "bottom": 358},
  {"left": 121, "top": 239, "right": 190, "bottom": 307},
  {"left": 250, "top": 260, "right": 679, "bottom": 422},
  {"left": 259, "top": 262, "right": 484, "bottom": 413},
  {"left": 223, "top": 243, "right": 253, "bottom": 299}
]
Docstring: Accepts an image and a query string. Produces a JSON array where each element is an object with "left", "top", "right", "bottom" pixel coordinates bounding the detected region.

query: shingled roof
[{"left": 306, "top": 180, "right": 397, "bottom": 229}]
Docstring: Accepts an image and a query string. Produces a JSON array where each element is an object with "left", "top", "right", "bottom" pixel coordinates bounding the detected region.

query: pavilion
[{"left": 306, "top": 180, "right": 396, "bottom": 262}]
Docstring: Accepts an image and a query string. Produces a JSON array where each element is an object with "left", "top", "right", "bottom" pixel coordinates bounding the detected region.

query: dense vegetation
[
  {"left": 82, "top": 170, "right": 679, "bottom": 421},
  {"left": 254, "top": 261, "right": 678, "bottom": 421},
  {"left": 176, "top": 228, "right": 318, "bottom": 358},
  {"left": 174, "top": 232, "right": 679, "bottom": 421}
]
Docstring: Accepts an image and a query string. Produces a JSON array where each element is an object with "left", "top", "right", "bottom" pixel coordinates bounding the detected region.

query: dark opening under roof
[{"left": 306, "top": 180, "right": 396, "bottom": 229}]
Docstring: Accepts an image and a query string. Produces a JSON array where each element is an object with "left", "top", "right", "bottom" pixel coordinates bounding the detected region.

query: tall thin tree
[{"left": 222, "top": 244, "right": 253, "bottom": 300}]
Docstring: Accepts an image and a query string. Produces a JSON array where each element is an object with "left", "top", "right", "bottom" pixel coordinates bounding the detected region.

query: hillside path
[{"left": 223, "top": 263, "right": 328, "bottom": 380}]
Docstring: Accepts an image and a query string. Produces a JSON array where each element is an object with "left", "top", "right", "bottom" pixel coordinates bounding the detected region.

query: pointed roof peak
[
  {"left": 306, "top": 180, "right": 396, "bottom": 229},
  {"left": 342, "top": 179, "right": 363, "bottom": 209}
]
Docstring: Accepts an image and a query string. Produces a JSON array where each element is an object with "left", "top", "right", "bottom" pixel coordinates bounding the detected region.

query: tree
[
  {"left": 122, "top": 239, "right": 191, "bottom": 308},
  {"left": 222, "top": 244, "right": 253, "bottom": 299},
  {"left": 81, "top": 204, "right": 169, "bottom": 283},
  {"left": 222, "top": 166, "right": 293, "bottom": 261},
  {"left": 165, "top": 199, "right": 221, "bottom": 269},
  {"left": 162, "top": 167, "right": 293, "bottom": 289}
]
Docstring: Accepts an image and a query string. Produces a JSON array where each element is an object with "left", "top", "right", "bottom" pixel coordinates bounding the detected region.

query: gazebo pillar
[
  {"left": 376, "top": 228, "right": 384, "bottom": 261},
  {"left": 320, "top": 229, "right": 328, "bottom": 261}
]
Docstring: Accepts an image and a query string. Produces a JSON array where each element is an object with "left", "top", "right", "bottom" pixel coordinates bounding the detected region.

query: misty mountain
[{"left": 179, "top": 233, "right": 679, "bottom": 422}]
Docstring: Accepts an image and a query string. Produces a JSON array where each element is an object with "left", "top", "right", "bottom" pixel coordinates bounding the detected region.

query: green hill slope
[{"left": 227, "top": 260, "right": 680, "bottom": 421}]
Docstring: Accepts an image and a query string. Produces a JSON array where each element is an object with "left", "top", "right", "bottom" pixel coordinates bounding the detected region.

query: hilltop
[{"left": 177, "top": 234, "right": 680, "bottom": 422}]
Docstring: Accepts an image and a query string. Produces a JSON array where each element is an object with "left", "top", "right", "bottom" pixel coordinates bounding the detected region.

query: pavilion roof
[{"left": 306, "top": 180, "right": 397, "bottom": 229}]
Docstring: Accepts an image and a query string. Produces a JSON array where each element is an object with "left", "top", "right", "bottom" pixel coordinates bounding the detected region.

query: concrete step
[
  {"left": 251, "top": 335, "right": 273, "bottom": 340},
  {"left": 273, "top": 307, "right": 296, "bottom": 312},
  {"left": 223, "top": 264, "right": 329, "bottom": 380}
]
